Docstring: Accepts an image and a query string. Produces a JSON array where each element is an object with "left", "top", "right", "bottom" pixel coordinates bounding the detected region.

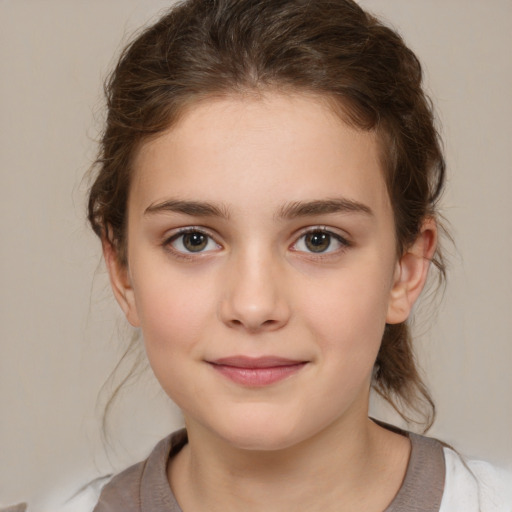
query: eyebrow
[
  {"left": 277, "top": 198, "right": 373, "bottom": 219},
  {"left": 144, "top": 197, "right": 373, "bottom": 220},
  {"left": 144, "top": 199, "right": 231, "bottom": 218}
]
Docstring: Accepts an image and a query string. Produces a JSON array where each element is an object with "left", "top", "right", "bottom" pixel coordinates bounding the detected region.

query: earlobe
[
  {"left": 386, "top": 218, "right": 437, "bottom": 324},
  {"left": 102, "top": 237, "right": 141, "bottom": 328}
]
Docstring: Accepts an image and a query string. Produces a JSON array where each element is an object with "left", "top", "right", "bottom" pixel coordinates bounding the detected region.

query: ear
[
  {"left": 386, "top": 218, "right": 437, "bottom": 324},
  {"left": 102, "top": 237, "right": 141, "bottom": 327}
]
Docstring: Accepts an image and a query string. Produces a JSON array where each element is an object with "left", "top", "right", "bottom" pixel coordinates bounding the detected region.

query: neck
[{"left": 168, "top": 413, "right": 410, "bottom": 512}]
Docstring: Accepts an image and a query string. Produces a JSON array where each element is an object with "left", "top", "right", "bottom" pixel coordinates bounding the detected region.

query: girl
[{"left": 77, "top": 0, "right": 511, "bottom": 510}]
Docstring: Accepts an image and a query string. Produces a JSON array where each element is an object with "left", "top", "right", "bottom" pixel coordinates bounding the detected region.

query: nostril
[{"left": 227, "top": 317, "right": 282, "bottom": 332}]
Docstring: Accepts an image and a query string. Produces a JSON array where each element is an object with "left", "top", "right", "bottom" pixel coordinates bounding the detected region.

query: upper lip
[{"left": 208, "top": 356, "right": 307, "bottom": 368}]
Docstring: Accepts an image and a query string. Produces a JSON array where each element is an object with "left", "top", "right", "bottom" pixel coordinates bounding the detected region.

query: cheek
[
  {"left": 131, "top": 269, "right": 218, "bottom": 406},
  {"left": 131, "top": 265, "right": 215, "bottom": 359},
  {"left": 300, "top": 263, "right": 392, "bottom": 363}
]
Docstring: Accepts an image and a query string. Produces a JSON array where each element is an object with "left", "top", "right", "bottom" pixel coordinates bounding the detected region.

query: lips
[{"left": 207, "top": 356, "right": 308, "bottom": 387}]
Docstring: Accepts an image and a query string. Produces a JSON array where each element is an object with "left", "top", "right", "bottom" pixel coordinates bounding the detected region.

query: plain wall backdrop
[{"left": 1, "top": 0, "right": 511, "bottom": 509}]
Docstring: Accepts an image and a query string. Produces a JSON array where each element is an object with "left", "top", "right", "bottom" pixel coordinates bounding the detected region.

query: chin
[
  {"left": 210, "top": 409, "right": 312, "bottom": 452},
  {"left": 222, "top": 429, "right": 299, "bottom": 452}
]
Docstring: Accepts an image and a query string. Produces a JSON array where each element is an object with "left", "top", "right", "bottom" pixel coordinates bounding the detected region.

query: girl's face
[{"left": 108, "top": 93, "right": 424, "bottom": 450}]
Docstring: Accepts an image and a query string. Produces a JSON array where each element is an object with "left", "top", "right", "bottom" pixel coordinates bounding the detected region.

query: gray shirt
[{"left": 93, "top": 427, "right": 445, "bottom": 512}]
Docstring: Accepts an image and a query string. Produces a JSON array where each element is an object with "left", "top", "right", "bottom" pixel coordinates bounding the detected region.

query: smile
[{"left": 207, "top": 356, "right": 308, "bottom": 387}]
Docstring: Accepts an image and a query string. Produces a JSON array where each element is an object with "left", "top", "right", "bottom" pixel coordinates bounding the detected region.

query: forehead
[{"left": 130, "top": 93, "right": 390, "bottom": 217}]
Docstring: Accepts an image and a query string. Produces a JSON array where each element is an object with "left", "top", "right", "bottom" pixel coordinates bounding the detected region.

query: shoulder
[
  {"left": 56, "top": 432, "right": 183, "bottom": 512},
  {"left": 53, "top": 460, "right": 146, "bottom": 512},
  {"left": 440, "top": 447, "right": 512, "bottom": 512},
  {"left": 92, "top": 459, "right": 147, "bottom": 512}
]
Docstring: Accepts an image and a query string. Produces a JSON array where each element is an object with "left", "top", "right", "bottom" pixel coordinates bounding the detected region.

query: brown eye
[
  {"left": 182, "top": 232, "right": 208, "bottom": 252},
  {"left": 169, "top": 230, "right": 219, "bottom": 254},
  {"left": 304, "top": 231, "right": 331, "bottom": 252},
  {"left": 292, "top": 229, "right": 348, "bottom": 255}
]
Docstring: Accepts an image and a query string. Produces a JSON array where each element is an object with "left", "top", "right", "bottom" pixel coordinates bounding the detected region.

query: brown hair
[{"left": 88, "top": 0, "right": 446, "bottom": 429}]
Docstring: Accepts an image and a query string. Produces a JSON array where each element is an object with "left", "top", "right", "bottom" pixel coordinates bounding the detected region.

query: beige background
[{"left": 1, "top": 0, "right": 511, "bottom": 509}]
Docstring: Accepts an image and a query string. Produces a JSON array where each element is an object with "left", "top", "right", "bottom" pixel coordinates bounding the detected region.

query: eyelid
[
  {"left": 161, "top": 225, "right": 351, "bottom": 259},
  {"left": 163, "top": 226, "right": 222, "bottom": 257},
  {"left": 290, "top": 226, "right": 351, "bottom": 255}
]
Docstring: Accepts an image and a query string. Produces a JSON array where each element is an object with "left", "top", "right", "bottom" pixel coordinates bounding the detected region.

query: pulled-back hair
[{"left": 88, "top": 0, "right": 446, "bottom": 429}]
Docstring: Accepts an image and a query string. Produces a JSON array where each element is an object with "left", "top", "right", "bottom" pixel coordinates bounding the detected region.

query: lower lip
[{"left": 210, "top": 363, "right": 307, "bottom": 387}]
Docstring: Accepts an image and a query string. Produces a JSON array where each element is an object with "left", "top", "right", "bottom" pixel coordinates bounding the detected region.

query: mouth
[{"left": 207, "top": 356, "right": 308, "bottom": 387}]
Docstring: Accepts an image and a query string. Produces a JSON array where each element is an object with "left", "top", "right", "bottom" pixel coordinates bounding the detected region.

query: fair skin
[{"left": 104, "top": 93, "right": 436, "bottom": 512}]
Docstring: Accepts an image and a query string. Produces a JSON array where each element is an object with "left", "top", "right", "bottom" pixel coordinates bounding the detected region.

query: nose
[{"left": 218, "top": 248, "right": 291, "bottom": 333}]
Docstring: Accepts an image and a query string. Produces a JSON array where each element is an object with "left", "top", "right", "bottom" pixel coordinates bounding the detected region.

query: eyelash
[
  {"left": 162, "top": 226, "right": 351, "bottom": 259},
  {"left": 291, "top": 227, "right": 351, "bottom": 257},
  {"left": 163, "top": 227, "right": 221, "bottom": 260}
]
